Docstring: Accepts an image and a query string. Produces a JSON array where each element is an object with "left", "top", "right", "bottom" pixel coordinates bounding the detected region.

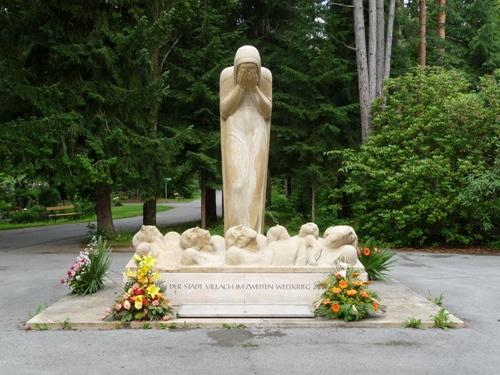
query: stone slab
[
  {"left": 159, "top": 272, "right": 340, "bottom": 305},
  {"left": 178, "top": 304, "right": 314, "bottom": 318},
  {"left": 26, "top": 278, "right": 464, "bottom": 330}
]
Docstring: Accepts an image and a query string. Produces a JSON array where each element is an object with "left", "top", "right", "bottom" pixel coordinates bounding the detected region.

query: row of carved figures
[{"left": 131, "top": 223, "right": 365, "bottom": 269}]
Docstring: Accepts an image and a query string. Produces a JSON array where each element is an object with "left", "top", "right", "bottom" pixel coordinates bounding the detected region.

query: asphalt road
[
  {"left": 1, "top": 200, "right": 499, "bottom": 374},
  {"left": 0, "top": 192, "right": 222, "bottom": 252}
]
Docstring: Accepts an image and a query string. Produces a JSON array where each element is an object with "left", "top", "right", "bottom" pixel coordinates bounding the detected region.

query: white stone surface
[
  {"left": 160, "top": 272, "right": 331, "bottom": 305},
  {"left": 178, "top": 304, "right": 314, "bottom": 318}
]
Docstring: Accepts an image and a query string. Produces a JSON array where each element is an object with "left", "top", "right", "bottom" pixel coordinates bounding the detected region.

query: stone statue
[
  {"left": 220, "top": 45, "right": 272, "bottom": 234},
  {"left": 264, "top": 225, "right": 308, "bottom": 266},
  {"left": 179, "top": 227, "right": 224, "bottom": 266},
  {"left": 127, "top": 222, "right": 366, "bottom": 277},
  {"left": 317, "top": 225, "right": 361, "bottom": 267},
  {"left": 225, "top": 225, "right": 264, "bottom": 266},
  {"left": 297, "top": 223, "right": 322, "bottom": 266}
]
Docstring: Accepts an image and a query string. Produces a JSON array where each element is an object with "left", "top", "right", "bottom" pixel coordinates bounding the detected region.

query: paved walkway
[
  {"left": 0, "top": 192, "right": 222, "bottom": 252},
  {"left": 0, "top": 251, "right": 499, "bottom": 374},
  {"left": 1, "top": 195, "right": 500, "bottom": 374}
]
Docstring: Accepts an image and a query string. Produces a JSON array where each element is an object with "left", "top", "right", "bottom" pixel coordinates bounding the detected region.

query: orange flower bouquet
[{"left": 314, "top": 268, "right": 381, "bottom": 321}]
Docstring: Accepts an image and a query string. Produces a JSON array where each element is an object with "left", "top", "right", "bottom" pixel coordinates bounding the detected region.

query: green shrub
[
  {"left": 38, "top": 186, "right": 61, "bottom": 207},
  {"left": 340, "top": 68, "right": 499, "bottom": 246},
  {"left": 402, "top": 317, "right": 424, "bottom": 329},
  {"left": 9, "top": 205, "right": 47, "bottom": 223}
]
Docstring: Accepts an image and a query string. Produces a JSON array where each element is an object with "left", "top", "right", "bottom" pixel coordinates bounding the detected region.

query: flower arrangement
[
  {"left": 314, "top": 267, "right": 381, "bottom": 321},
  {"left": 358, "top": 238, "right": 395, "bottom": 280},
  {"left": 61, "top": 235, "right": 111, "bottom": 295},
  {"left": 111, "top": 253, "right": 176, "bottom": 322}
]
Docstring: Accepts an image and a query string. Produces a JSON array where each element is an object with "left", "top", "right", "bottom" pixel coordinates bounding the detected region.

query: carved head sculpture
[
  {"left": 266, "top": 225, "right": 290, "bottom": 243},
  {"left": 132, "top": 225, "right": 164, "bottom": 249},
  {"left": 323, "top": 225, "right": 358, "bottom": 249},
  {"left": 299, "top": 222, "right": 320, "bottom": 239},
  {"left": 180, "top": 227, "right": 213, "bottom": 252},
  {"left": 225, "top": 225, "right": 258, "bottom": 251},
  {"left": 233, "top": 45, "right": 261, "bottom": 86}
]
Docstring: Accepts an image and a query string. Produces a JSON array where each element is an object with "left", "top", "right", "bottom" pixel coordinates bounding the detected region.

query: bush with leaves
[
  {"left": 61, "top": 236, "right": 111, "bottom": 295},
  {"left": 339, "top": 68, "right": 499, "bottom": 246},
  {"left": 9, "top": 205, "right": 47, "bottom": 223}
]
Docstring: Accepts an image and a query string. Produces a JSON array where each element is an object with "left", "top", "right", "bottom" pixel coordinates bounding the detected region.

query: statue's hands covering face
[{"left": 236, "top": 63, "right": 258, "bottom": 89}]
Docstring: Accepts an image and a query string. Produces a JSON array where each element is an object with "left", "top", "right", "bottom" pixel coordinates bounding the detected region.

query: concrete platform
[{"left": 25, "top": 279, "right": 464, "bottom": 330}]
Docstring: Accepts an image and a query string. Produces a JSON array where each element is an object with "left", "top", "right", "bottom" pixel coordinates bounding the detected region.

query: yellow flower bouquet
[{"left": 110, "top": 253, "right": 176, "bottom": 322}]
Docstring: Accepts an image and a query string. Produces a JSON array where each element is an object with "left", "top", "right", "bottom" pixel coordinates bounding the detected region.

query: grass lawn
[{"left": 0, "top": 204, "right": 172, "bottom": 230}]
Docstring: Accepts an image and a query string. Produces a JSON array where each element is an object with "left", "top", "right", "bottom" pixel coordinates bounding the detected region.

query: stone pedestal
[{"left": 124, "top": 266, "right": 367, "bottom": 317}]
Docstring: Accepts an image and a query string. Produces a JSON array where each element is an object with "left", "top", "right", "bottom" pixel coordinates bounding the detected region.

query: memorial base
[{"left": 128, "top": 266, "right": 368, "bottom": 318}]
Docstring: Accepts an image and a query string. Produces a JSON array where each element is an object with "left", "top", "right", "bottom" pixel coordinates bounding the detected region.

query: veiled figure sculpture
[{"left": 220, "top": 45, "right": 272, "bottom": 234}]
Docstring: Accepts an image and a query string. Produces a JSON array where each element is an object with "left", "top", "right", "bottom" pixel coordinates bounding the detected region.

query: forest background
[{"left": 0, "top": 0, "right": 498, "bottom": 248}]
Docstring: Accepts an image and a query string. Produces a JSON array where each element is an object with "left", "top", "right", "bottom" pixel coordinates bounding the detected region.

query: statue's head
[
  {"left": 234, "top": 45, "right": 261, "bottom": 85},
  {"left": 323, "top": 225, "right": 358, "bottom": 249},
  {"left": 225, "top": 225, "right": 258, "bottom": 251},
  {"left": 180, "top": 227, "right": 213, "bottom": 252},
  {"left": 299, "top": 222, "right": 320, "bottom": 239},
  {"left": 266, "top": 225, "right": 290, "bottom": 243}
]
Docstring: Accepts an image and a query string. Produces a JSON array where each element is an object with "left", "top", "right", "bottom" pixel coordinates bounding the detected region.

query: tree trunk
[
  {"left": 384, "top": 0, "right": 396, "bottom": 80},
  {"left": 311, "top": 183, "right": 316, "bottom": 223},
  {"left": 266, "top": 173, "right": 272, "bottom": 207},
  {"left": 285, "top": 175, "right": 292, "bottom": 197},
  {"left": 95, "top": 183, "right": 115, "bottom": 237},
  {"left": 376, "top": 0, "right": 385, "bottom": 96},
  {"left": 437, "top": 0, "right": 446, "bottom": 59},
  {"left": 206, "top": 187, "right": 217, "bottom": 225},
  {"left": 143, "top": 0, "right": 161, "bottom": 226},
  {"left": 368, "top": 0, "right": 377, "bottom": 101},
  {"left": 200, "top": 173, "right": 207, "bottom": 229},
  {"left": 419, "top": 0, "right": 427, "bottom": 67},
  {"left": 353, "top": 0, "right": 372, "bottom": 141},
  {"left": 143, "top": 199, "right": 156, "bottom": 225}
]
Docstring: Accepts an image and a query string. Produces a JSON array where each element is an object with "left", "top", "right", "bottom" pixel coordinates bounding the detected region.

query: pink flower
[
  {"left": 152, "top": 300, "right": 159, "bottom": 307},
  {"left": 115, "top": 303, "right": 122, "bottom": 311},
  {"left": 162, "top": 315, "right": 170, "bottom": 321},
  {"left": 60, "top": 278, "right": 65, "bottom": 284}
]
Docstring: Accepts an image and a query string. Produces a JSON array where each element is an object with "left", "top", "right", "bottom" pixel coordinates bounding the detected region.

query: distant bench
[{"left": 46, "top": 205, "right": 82, "bottom": 220}]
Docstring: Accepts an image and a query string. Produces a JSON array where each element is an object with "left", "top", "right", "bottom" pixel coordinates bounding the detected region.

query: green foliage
[
  {"left": 63, "top": 236, "right": 111, "bottom": 295},
  {"left": 402, "top": 317, "right": 424, "bottom": 329},
  {"left": 38, "top": 187, "right": 61, "bottom": 207},
  {"left": 392, "top": 1, "right": 500, "bottom": 78},
  {"left": 427, "top": 292, "right": 444, "bottom": 307},
  {"left": 28, "top": 303, "right": 48, "bottom": 320},
  {"left": 9, "top": 205, "right": 47, "bottom": 224},
  {"left": 340, "top": 68, "right": 499, "bottom": 246},
  {"left": 433, "top": 308, "right": 456, "bottom": 330},
  {"left": 61, "top": 318, "right": 72, "bottom": 330},
  {"left": 358, "top": 239, "right": 395, "bottom": 280},
  {"left": 159, "top": 322, "right": 178, "bottom": 330}
]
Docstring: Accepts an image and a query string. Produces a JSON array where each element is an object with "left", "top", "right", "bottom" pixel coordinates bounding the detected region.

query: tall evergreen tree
[{"left": 0, "top": 1, "right": 163, "bottom": 236}]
